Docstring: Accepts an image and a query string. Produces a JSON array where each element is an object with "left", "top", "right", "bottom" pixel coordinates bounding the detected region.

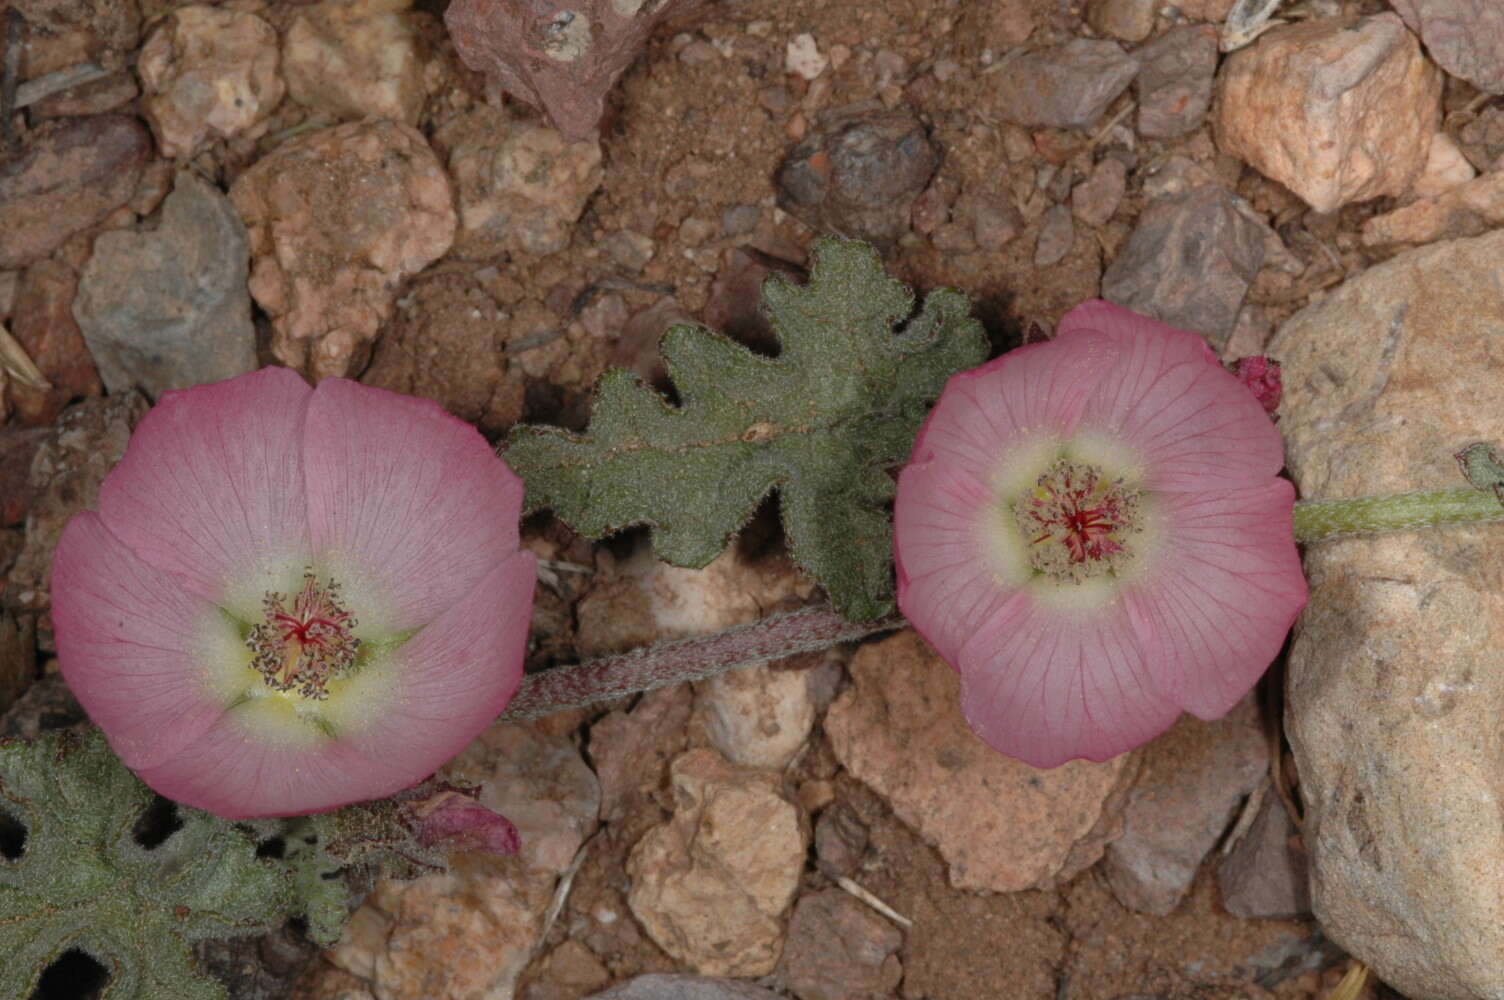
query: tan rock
[
  {"left": 825, "top": 631, "right": 1139, "bottom": 892},
  {"left": 325, "top": 721, "right": 601, "bottom": 1000},
  {"left": 1172, "top": 0, "right": 1235, "bottom": 20},
  {"left": 626, "top": 748, "right": 807, "bottom": 977},
  {"left": 1412, "top": 132, "right": 1477, "bottom": 199},
  {"left": 1361, "top": 169, "right": 1504, "bottom": 247},
  {"left": 284, "top": 0, "right": 427, "bottom": 125},
  {"left": 138, "top": 5, "right": 285, "bottom": 159},
  {"left": 698, "top": 662, "right": 815, "bottom": 771},
  {"left": 590, "top": 683, "right": 693, "bottom": 822},
  {"left": 230, "top": 119, "right": 455, "bottom": 380},
  {"left": 436, "top": 106, "right": 603, "bottom": 258},
  {"left": 1270, "top": 229, "right": 1504, "bottom": 1000},
  {"left": 1215, "top": 14, "right": 1441, "bottom": 214}
]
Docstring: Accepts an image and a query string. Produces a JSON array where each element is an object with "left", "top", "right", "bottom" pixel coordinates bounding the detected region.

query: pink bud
[
  {"left": 1232, "top": 355, "right": 1282, "bottom": 415},
  {"left": 413, "top": 789, "right": 521, "bottom": 856}
]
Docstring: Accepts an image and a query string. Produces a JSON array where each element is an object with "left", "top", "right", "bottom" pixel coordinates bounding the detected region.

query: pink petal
[
  {"left": 96, "top": 367, "right": 313, "bottom": 613},
  {"left": 910, "top": 331, "right": 1116, "bottom": 471},
  {"left": 1123, "top": 481, "right": 1306, "bottom": 720},
  {"left": 53, "top": 514, "right": 231, "bottom": 772},
  {"left": 895, "top": 460, "right": 1021, "bottom": 666},
  {"left": 303, "top": 379, "right": 526, "bottom": 633},
  {"left": 1065, "top": 301, "right": 1286, "bottom": 491},
  {"left": 415, "top": 790, "right": 521, "bottom": 855},
  {"left": 339, "top": 550, "right": 536, "bottom": 771},
  {"left": 956, "top": 592, "right": 1182, "bottom": 768}
]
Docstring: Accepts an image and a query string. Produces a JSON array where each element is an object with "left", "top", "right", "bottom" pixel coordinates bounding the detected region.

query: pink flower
[
  {"left": 1231, "top": 355, "right": 1283, "bottom": 415},
  {"left": 52, "top": 367, "right": 536, "bottom": 818},
  {"left": 893, "top": 300, "right": 1306, "bottom": 768}
]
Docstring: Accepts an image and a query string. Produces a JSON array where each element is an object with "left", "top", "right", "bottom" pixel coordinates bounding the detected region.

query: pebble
[
  {"left": 720, "top": 204, "right": 760, "bottom": 237},
  {"left": 1135, "top": 24, "right": 1219, "bottom": 139},
  {"left": 230, "top": 118, "right": 456, "bottom": 380},
  {"left": 284, "top": 0, "right": 426, "bottom": 125},
  {"left": 1072, "top": 157, "right": 1127, "bottom": 227},
  {"left": 1457, "top": 106, "right": 1504, "bottom": 170},
  {"left": 74, "top": 172, "right": 256, "bottom": 400},
  {"left": 1101, "top": 697, "right": 1269, "bottom": 915},
  {"left": 1217, "top": 790, "right": 1311, "bottom": 919},
  {"left": 446, "top": 0, "right": 711, "bottom": 139},
  {"left": 1173, "top": 0, "right": 1235, "bottom": 19},
  {"left": 814, "top": 800, "right": 869, "bottom": 879},
  {"left": 825, "top": 631, "right": 1139, "bottom": 892},
  {"left": 1411, "top": 132, "right": 1477, "bottom": 199},
  {"left": 779, "top": 889, "right": 903, "bottom": 1000},
  {"left": 1215, "top": 14, "right": 1441, "bottom": 214},
  {"left": 360, "top": 271, "right": 524, "bottom": 435},
  {"left": 776, "top": 104, "right": 941, "bottom": 247},
  {"left": 600, "top": 230, "right": 656, "bottom": 272},
  {"left": 1101, "top": 185, "right": 1265, "bottom": 351},
  {"left": 324, "top": 721, "right": 601, "bottom": 1000},
  {"left": 1390, "top": 0, "right": 1504, "bottom": 94},
  {"left": 1032, "top": 203, "right": 1075, "bottom": 267},
  {"left": 7, "top": 261, "right": 100, "bottom": 426},
  {"left": 990, "top": 39, "right": 1138, "bottom": 130},
  {"left": 1087, "top": 0, "right": 1157, "bottom": 43},
  {"left": 437, "top": 106, "right": 603, "bottom": 258},
  {"left": 786, "top": 33, "right": 828, "bottom": 80},
  {"left": 697, "top": 661, "right": 816, "bottom": 771},
  {"left": 969, "top": 197, "right": 1022, "bottom": 250},
  {"left": 589, "top": 683, "right": 693, "bottom": 822},
  {"left": 627, "top": 748, "right": 807, "bottom": 977},
  {"left": 7, "top": 0, "right": 139, "bottom": 80},
  {"left": 138, "top": 5, "right": 285, "bottom": 159},
  {"left": 1271, "top": 228, "right": 1504, "bottom": 1000},
  {"left": 1361, "top": 169, "right": 1504, "bottom": 246},
  {"left": 0, "top": 115, "right": 151, "bottom": 270},
  {"left": 587, "top": 975, "right": 782, "bottom": 1000}
]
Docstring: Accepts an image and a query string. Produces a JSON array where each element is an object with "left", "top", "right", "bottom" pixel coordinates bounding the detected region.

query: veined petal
[
  {"left": 956, "top": 592, "right": 1181, "bottom": 768},
  {"left": 303, "top": 379, "right": 526, "bottom": 634},
  {"left": 910, "top": 332, "right": 1116, "bottom": 473},
  {"left": 895, "top": 459, "right": 1027, "bottom": 665},
  {"left": 1066, "top": 300, "right": 1286, "bottom": 491},
  {"left": 53, "top": 514, "right": 239, "bottom": 772},
  {"left": 1123, "top": 482, "right": 1306, "bottom": 719},
  {"left": 96, "top": 366, "right": 313, "bottom": 618}
]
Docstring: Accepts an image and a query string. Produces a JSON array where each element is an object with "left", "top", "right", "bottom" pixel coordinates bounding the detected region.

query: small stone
[
  {"left": 284, "top": 0, "right": 426, "bottom": 125},
  {"left": 600, "top": 230, "right": 656, "bottom": 271},
  {"left": 814, "top": 800, "right": 868, "bottom": 878},
  {"left": 779, "top": 889, "right": 903, "bottom": 1000},
  {"left": 74, "top": 172, "right": 257, "bottom": 400},
  {"left": 586, "top": 975, "right": 782, "bottom": 1000},
  {"left": 1173, "top": 0, "right": 1234, "bottom": 19},
  {"left": 990, "top": 39, "right": 1138, "bottom": 130},
  {"left": 138, "top": 5, "right": 285, "bottom": 159},
  {"left": 360, "top": 271, "right": 524, "bottom": 435},
  {"left": 1457, "top": 106, "right": 1504, "bottom": 170},
  {"left": 909, "top": 178, "right": 956, "bottom": 235},
  {"left": 1217, "top": 790, "right": 1311, "bottom": 919},
  {"left": 720, "top": 204, "right": 760, "bottom": 237},
  {"left": 0, "top": 115, "right": 150, "bottom": 270},
  {"left": 521, "top": 940, "right": 612, "bottom": 1000},
  {"left": 970, "top": 198, "right": 1021, "bottom": 250},
  {"left": 697, "top": 662, "right": 815, "bottom": 770},
  {"left": 627, "top": 749, "right": 807, "bottom": 977},
  {"left": 7, "top": 0, "right": 139, "bottom": 81},
  {"left": 589, "top": 683, "right": 693, "bottom": 822},
  {"left": 1135, "top": 24, "right": 1218, "bottom": 139},
  {"left": 825, "top": 631, "right": 1139, "bottom": 892},
  {"left": 1272, "top": 228, "right": 1504, "bottom": 1000},
  {"left": 1072, "top": 157, "right": 1127, "bottom": 227},
  {"left": 677, "top": 39, "right": 720, "bottom": 65},
  {"left": 678, "top": 217, "right": 715, "bottom": 247},
  {"left": 1102, "top": 697, "right": 1270, "bottom": 916},
  {"left": 446, "top": 0, "right": 711, "bottom": 140},
  {"left": 1361, "top": 170, "right": 1504, "bottom": 246},
  {"left": 1033, "top": 203, "right": 1075, "bottom": 267},
  {"left": 786, "top": 33, "right": 828, "bottom": 80},
  {"left": 1410, "top": 131, "right": 1478, "bottom": 200},
  {"left": 776, "top": 104, "right": 941, "bottom": 248},
  {"left": 1220, "top": 301, "right": 1271, "bottom": 362},
  {"left": 1215, "top": 14, "right": 1442, "bottom": 214},
  {"left": 9, "top": 260, "right": 100, "bottom": 426},
  {"left": 1102, "top": 185, "right": 1264, "bottom": 351},
  {"left": 1088, "top": 0, "right": 1157, "bottom": 43},
  {"left": 230, "top": 119, "right": 456, "bottom": 380},
  {"left": 0, "top": 428, "right": 49, "bottom": 528},
  {"left": 1390, "top": 0, "right": 1504, "bottom": 94},
  {"left": 437, "top": 106, "right": 603, "bottom": 259},
  {"left": 931, "top": 220, "right": 977, "bottom": 253}
]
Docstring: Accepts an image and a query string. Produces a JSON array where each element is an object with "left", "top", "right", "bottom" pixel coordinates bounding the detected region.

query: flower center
[
  {"left": 246, "top": 572, "right": 360, "bottom": 700},
  {"left": 1013, "top": 459, "right": 1142, "bottom": 583}
]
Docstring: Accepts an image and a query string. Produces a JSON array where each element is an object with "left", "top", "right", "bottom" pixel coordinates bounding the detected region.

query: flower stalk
[{"left": 1292, "top": 488, "right": 1504, "bottom": 543}]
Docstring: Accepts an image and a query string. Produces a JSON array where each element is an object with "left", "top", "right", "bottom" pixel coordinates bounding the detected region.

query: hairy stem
[
  {"left": 501, "top": 605, "right": 903, "bottom": 721},
  {"left": 1293, "top": 487, "right": 1504, "bottom": 543}
]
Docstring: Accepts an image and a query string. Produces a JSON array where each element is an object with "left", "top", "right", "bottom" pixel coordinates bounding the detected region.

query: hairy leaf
[
  {"left": 0, "top": 729, "right": 292, "bottom": 1000},
  {"left": 506, "top": 237, "right": 987, "bottom": 620}
]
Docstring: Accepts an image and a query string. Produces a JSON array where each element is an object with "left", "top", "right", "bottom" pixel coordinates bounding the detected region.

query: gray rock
[
  {"left": 780, "top": 889, "right": 903, "bottom": 1000},
  {"left": 587, "top": 974, "right": 781, "bottom": 999},
  {"left": 74, "top": 172, "right": 257, "bottom": 400},
  {"left": 1217, "top": 791, "right": 1310, "bottom": 919},
  {"left": 992, "top": 39, "right": 1138, "bottom": 129},
  {"left": 1390, "top": 0, "right": 1504, "bottom": 94},
  {"left": 814, "top": 801, "right": 869, "bottom": 879},
  {"left": 777, "top": 104, "right": 940, "bottom": 249},
  {"left": 1135, "top": 24, "right": 1219, "bottom": 139},
  {"left": 1033, "top": 203, "right": 1075, "bottom": 267},
  {"left": 0, "top": 115, "right": 150, "bottom": 270},
  {"left": 1271, "top": 229, "right": 1504, "bottom": 1000},
  {"left": 1102, "top": 185, "right": 1264, "bottom": 349}
]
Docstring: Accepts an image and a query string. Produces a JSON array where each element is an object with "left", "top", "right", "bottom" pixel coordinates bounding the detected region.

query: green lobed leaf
[
  {"left": 505, "top": 237, "right": 988, "bottom": 620},
  {"left": 0, "top": 729, "right": 293, "bottom": 1000}
]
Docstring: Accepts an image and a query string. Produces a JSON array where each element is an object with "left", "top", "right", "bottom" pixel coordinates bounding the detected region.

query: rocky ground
[{"left": 4, "top": 0, "right": 1503, "bottom": 997}]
